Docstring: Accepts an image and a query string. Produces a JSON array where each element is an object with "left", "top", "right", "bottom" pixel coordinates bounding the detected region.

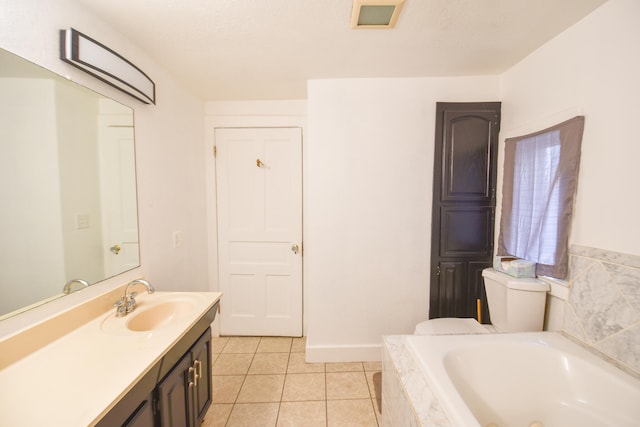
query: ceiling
[{"left": 78, "top": 0, "right": 607, "bottom": 101}]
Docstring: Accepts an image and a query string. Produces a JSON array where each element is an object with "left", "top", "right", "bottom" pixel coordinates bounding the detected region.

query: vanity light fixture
[
  {"left": 60, "top": 28, "right": 156, "bottom": 104},
  {"left": 350, "top": 0, "right": 405, "bottom": 29}
]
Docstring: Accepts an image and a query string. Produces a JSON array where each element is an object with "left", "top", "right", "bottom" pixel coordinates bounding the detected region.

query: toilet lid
[{"left": 414, "top": 318, "right": 489, "bottom": 335}]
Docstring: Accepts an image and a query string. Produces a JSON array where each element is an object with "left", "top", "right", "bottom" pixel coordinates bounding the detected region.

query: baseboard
[{"left": 305, "top": 343, "right": 383, "bottom": 363}]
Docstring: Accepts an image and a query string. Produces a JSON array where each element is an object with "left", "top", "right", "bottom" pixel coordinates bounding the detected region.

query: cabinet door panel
[
  {"left": 439, "top": 206, "right": 493, "bottom": 257},
  {"left": 192, "top": 332, "right": 212, "bottom": 422},
  {"left": 435, "top": 261, "right": 464, "bottom": 316},
  {"left": 123, "top": 397, "right": 155, "bottom": 427},
  {"left": 157, "top": 353, "right": 192, "bottom": 426},
  {"left": 441, "top": 113, "right": 495, "bottom": 202}
]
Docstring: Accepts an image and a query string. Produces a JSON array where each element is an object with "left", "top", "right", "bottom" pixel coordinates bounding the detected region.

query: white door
[
  {"left": 99, "top": 123, "right": 140, "bottom": 277},
  {"left": 215, "top": 127, "right": 302, "bottom": 336}
]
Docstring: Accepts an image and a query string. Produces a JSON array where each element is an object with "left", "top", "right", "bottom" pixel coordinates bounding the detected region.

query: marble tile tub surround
[
  {"left": 565, "top": 245, "right": 640, "bottom": 374},
  {"left": 381, "top": 336, "right": 450, "bottom": 427}
]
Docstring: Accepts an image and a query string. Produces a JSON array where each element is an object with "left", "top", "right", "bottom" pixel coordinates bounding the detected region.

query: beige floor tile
[
  {"left": 202, "top": 403, "right": 233, "bottom": 427},
  {"left": 222, "top": 336, "right": 261, "bottom": 353},
  {"left": 373, "top": 397, "right": 382, "bottom": 425},
  {"left": 212, "top": 353, "right": 254, "bottom": 375},
  {"left": 326, "top": 372, "right": 370, "bottom": 400},
  {"left": 326, "top": 362, "right": 364, "bottom": 373},
  {"left": 281, "top": 373, "right": 326, "bottom": 401},
  {"left": 211, "top": 336, "right": 229, "bottom": 353},
  {"left": 248, "top": 353, "right": 290, "bottom": 374},
  {"left": 365, "top": 371, "right": 382, "bottom": 400},
  {"left": 210, "top": 337, "right": 382, "bottom": 427},
  {"left": 211, "top": 375, "right": 245, "bottom": 403},
  {"left": 327, "top": 399, "right": 378, "bottom": 427},
  {"left": 363, "top": 361, "right": 382, "bottom": 372},
  {"left": 226, "top": 402, "right": 279, "bottom": 427},
  {"left": 290, "top": 336, "right": 307, "bottom": 353},
  {"left": 277, "top": 401, "right": 327, "bottom": 427},
  {"left": 236, "top": 374, "right": 285, "bottom": 403},
  {"left": 211, "top": 352, "right": 220, "bottom": 366},
  {"left": 257, "top": 337, "right": 293, "bottom": 353},
  {"left": 287, "top": 352, "right": 325, "bottom": 374}
]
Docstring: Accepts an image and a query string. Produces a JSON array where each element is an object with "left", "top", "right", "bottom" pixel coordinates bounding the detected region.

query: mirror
[{"left": 0, "top": 48, "right": 140, "bottom": 319}]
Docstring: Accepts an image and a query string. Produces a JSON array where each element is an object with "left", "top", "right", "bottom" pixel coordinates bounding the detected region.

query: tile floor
[{"left": 201, "top": 336, "right": 382, "bottom": 427}]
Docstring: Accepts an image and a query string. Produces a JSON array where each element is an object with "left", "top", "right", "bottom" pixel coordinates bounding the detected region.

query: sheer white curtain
[
  {"left": 509, "top": 131, "right": 561, "bottom": 265},
  {"left": 498, "top": 116, "right": 584, "bottom": 279}
]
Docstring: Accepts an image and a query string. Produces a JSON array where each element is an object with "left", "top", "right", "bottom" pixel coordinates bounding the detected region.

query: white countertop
[{"left": 0, "top": 291, "right": 222, "bottom": 426}]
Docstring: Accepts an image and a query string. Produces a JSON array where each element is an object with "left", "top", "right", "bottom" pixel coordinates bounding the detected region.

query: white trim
[
  {"left": 203, "top": 100, "right": 308, "bottom": 333},
  {"left": 305, "top": 343, "right": 382, "bottom": 363},
  {"left": 205, "top": 100, "right": 306, "bottom": 117},
  {"left": 538, "top": 275, "right": 570, "bottom": 300}
]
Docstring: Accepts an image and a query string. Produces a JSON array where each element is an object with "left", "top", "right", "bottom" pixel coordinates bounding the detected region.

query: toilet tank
[{"left": 482, "top": 268, "right": 550, "bottom": 332}]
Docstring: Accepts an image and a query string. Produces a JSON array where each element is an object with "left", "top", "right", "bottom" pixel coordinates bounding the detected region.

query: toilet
[{"left": 414, "top": 267, "right": 550, "bottom": 335}]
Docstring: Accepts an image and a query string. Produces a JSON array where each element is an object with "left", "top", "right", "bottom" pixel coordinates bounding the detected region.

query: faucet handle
[
  {"left": 114, "top": 298, "right": 128, "bottom": 316},
  {"left": 128, "top": 291, "right": 138, "bottom": 298}
]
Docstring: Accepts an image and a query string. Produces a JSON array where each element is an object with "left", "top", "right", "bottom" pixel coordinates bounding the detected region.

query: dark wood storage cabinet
[
  {"left": 429, "top": 102, "right": 501, "bottom": 322},
  {"left": 96, "top": 302, "right": 217, "bottom": 427},
  {"left": 122, "top": 396, "right": 155, "bottom": 427},
  {"left": 157, "top": 330, "right": 211, "bottom": 426}
]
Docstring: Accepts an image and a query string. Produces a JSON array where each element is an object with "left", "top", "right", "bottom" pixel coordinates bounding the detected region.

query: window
[{"left": 498, "top": 116, "right": 585, "bottom": 279}]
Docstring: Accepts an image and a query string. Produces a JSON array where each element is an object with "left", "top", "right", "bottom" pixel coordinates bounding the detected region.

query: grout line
[
  {"left": 213, "top": 337, "right": 382, "bottom": 426},
  {"left": 274, "top": 341, "right": 289, "bottom": 426},
  {"left": 324, "top": 367, "right": 328, "bottom": 427}
]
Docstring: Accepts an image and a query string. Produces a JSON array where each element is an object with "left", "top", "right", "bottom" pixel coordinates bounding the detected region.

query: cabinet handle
[
  {"left": 188, "top": 366, "right": 196, "bottom": 388},
  {"left": 194, "top": 360, "right": 202, "bottom": 386},
  {"left": 193, "top": 359, "right": 202, "bottom": 383}
]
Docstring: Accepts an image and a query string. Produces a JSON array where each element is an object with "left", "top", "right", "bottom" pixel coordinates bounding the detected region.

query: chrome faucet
[
  {"left": 114, "top": 279, "right": 155, "bottom": 317},
  {"left": 63, "top": 279, "right": 89, "bottom": 295}
]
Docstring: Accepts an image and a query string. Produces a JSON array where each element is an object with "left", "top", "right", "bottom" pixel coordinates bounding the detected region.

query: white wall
[
  {"left": 0, "top": 0, "right": 208, "bottom": 336},
  {"left": 305, "top": 77, "right": 500, "bottom": 361},
  {"left": 499, "top": 0, "right": 640, "bottom": 257},
  {"left": 55, "top": 81, "right": 104, "bottom": 283},
  {"left": 0, "top": 78, "right": 65, "bottom": 315}
]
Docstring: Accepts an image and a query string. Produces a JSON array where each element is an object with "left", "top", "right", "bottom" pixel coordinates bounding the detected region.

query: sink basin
[
  {"left": 126, "top": 300, "right": 194, "bottom": 331},
  {"left": 101, "top": 293, "right": 199, "bottom": 335}
]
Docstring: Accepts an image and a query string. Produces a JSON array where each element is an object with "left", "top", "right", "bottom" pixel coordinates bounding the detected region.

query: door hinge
[
  {"left": 436, "top": 265, "right": 441, "bottom": 276},
  {"left": 213, "top": 146, "right": 217, "bottom": 157}
]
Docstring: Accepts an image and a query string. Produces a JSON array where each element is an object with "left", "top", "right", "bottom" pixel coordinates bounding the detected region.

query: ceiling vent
[{"left": 350, "top": 0, "right": 405, "bottom": 29}]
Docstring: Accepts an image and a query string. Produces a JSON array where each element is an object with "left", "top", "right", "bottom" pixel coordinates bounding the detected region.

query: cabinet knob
[{"left": 188, "top": 366, "right": 196, "bottom": 388}]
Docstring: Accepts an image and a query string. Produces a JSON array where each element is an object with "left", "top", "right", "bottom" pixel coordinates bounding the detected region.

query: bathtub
[{"left": 405, "top": 332, "right": 640, "bottom": 427}]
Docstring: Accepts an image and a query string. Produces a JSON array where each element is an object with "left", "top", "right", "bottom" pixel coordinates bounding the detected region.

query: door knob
[
  {"left": 291, "top": 244, "right": 300, "bottom": 254},
  {"left": 256, "top": 159, "right": 264, "bottom": 167},
  {"left": 110, "top": 244, "right": 121, "bottom": 255}
]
